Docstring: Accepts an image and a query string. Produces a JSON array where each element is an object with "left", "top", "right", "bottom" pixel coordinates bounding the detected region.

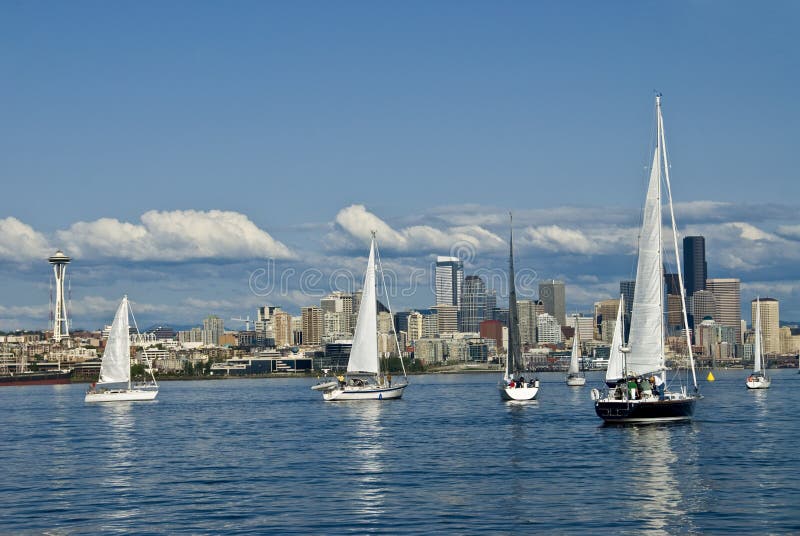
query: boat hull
[
  {"left": 0, "top": 370, "right": 72, "bottom": 387},
  {"left": 746, "top": 377, "right": 771, "bottom": 389},
  {"left": 499, "top": 384, "right": 539, "bottom": 401},
  {"left": 566, "top": 375, "right": 586, "bottom": 386},
  {"left": 85, "top": 389, "right": 159, "bottom": 403},
  {"left": 595, "top": 396, "right": 696, "bottom": 423},
  {"left": 322, "top": 384, "right": 406, "bottom": 401}
]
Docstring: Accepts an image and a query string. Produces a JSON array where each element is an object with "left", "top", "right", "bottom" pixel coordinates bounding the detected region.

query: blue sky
[{"left": 1, "top": 1, "right": 799, "bottom": 330}]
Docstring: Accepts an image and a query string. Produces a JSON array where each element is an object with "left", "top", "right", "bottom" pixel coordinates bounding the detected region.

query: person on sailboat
[{"left": 652, "top": 375, "right": 664, "bottom": 400}]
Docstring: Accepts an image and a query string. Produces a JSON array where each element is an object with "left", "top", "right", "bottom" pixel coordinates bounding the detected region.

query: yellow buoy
[{"left": 706, "top": 371, "right": 715, "bottom": 382}]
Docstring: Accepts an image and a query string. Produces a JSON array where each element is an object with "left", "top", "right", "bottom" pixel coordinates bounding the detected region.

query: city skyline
[{"left": 1, "top": 2, "right": 799, "bottom": 328}]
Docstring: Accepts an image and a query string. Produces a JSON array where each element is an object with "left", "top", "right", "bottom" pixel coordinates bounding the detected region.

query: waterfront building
[
  {"left": 406, "top": 311, "right": 424, "bottom": 342},
  {"left": 539, "top": 280, "right": 566, "bottom": 326},
  {"left": 683, "top": 236, "right": 707, "bottom": 297},
  {"left": 301, "top": 306, "right": 323, "bottom": 345},
  {"left": 752, "top": 298, "right": 780, "bottom": 354},
  {"left": 536, "top": 313, "right": 562, "bottom": 344},
  {"left": 706, "top": 278, "right": 742, "bottom": 343},
  {"left": 692, "top": 290, "right": 718, "bottom": 324},
  {"left": 435, "top": 256, "right": 464, "bottom": 307},
  {"left": 202, "top": 315, "right": 224, "bottom": 346},
  {"left": 480, "top": 319, "right": 504, "bottom": 351},
  {"left": 273, "top": 311, "right": 293, "bottom": 348},
  {"left": 433, "top": 304, "right": 459, "bottom": 334},
  {"left": 594, "top": 299, "right": 620, "bottom": 340},
  {"left": 517, "top": 300, "right": 537, "bottom": 345},
  {"left": 566, "top": 315, "right": 594, "bottom": 342},
  {"left": 460, "top": 275, "right": 487, "bottom": 332}
]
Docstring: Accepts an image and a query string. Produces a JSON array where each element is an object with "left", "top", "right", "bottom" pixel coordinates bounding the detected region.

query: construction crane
[{"left": 230, "top": 316, "right": 252, "bottom": 331}]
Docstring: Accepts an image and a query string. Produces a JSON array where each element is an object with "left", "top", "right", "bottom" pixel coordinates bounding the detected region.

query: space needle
[{"left": 48, "top": 250, "right": 71, "bottom": 342}]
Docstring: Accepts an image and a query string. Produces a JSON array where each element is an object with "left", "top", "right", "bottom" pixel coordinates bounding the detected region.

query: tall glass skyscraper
[
  {"left": 460, "top": 275, "right": 487, "bottom": 332},
  {"left": 683, "top": 236, "right": 707, "bottom": 297},
  {"left": 435, "top": 256, "right": 464, "bottom": 307}
]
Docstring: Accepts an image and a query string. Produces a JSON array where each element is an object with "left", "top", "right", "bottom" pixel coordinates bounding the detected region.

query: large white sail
[
  {"left": 753, "top": 299, "right": 762, "bottom": 374},
  {"left": 98, "top": 297, "right": 131, "bottom": 385},
  {"left": 347, "top": 239, "right": 379, "bottom": 374},
  {"left": 626, "top": 137, "right": 665, "bottom": 378},
  {"left": 605, "top": 296, "right": 625, "bottom": 383},
  {"left": 568, "top": 321, "right": 581, "bottom": 375}
]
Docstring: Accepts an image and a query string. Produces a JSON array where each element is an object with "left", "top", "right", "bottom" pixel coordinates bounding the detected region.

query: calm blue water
[{"left": 1, "top": 369, "right": 798, "bottom": 534}]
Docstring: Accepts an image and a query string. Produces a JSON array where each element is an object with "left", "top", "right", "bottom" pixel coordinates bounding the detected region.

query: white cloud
[
  {"left": 0, "top": 217, "right": 52, "bottom": 262},
  {"left": 776, "top": 224, "right": 800, "bottom": 240},
  {"left": 332, "top": 204, "right": 506, "bottom": 256},
  {"left": 56, "top": 210, "right": 294, "bottom": 262},
  {"left": 724, "top": 222, "right": 779, "bottom": 242},
  {"left": 521, "top": 224, "right": 636, "bottom": 256}
]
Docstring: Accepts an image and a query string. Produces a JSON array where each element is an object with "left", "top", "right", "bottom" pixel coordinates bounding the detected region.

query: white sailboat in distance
[
  {"left": 85, "top": 296, "right": 158, "bottom": 402},
  {"left": 499, "top": 214, "right": 540, "bottom": 401},
  {"left": 746, "top": 298, "right": 771, "bottom": 389},
  {"left": 566, "top": 315, "right": 586, "bottom": 386},
  {"left": 592, "top": 95, "right": 700, "bottom": 423},
  {"left": 312, "top": 233, "right": 408, "bottom": 401}
]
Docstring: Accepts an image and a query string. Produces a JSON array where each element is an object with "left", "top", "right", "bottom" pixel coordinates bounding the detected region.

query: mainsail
[
  {"left": 506, "top": 220, "right": 521, "bottom": 379},
  {"left": 605, "top": 295, "right": 626, "bottom": 384},
  {"left": 626, "top": 128, "right": 665, "bottom": 378},
  {"left": 753, "top": 298, "right": 762, "bottom": 374},
  {"left": 347, "top": 238, "right": 380, "bottom": 374},
  {"left": 568, "top": 320, "right": 581, "bottom": 375},
  {"left": 99, "top": 297, "right": 131, "bottom": 385}
]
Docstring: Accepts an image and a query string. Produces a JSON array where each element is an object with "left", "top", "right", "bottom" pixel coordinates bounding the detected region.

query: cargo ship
[{"left": 0, "top": 369, "right": 73, "bottom": 387}]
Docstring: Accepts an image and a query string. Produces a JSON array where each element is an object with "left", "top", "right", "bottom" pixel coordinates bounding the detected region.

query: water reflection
[
  {"left": 98, "top": 403, "right": 137, "bottom": 523},
  {"left": 342, "top": 402, "right": 386, "bottom": 522},
  {"left": 621, "top": 425, "right": 688, "bottom": 534}
]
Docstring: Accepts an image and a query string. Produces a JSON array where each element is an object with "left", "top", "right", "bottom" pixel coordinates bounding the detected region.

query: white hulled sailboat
[
  {"left": 85, "top": 296, "right": 158, "bottom": 403},
  {"left": 312, "top": 234, "right": 408, "bottom": 401},
  {"left": 746, "top": 298, "right": 771, "bottom": 389},
  {"left": 566, "top": 316, "right": 586, "bottom": 386},
  {"left": 499, "top": 215, "right": 540, "bottom": 401},
  {"left": 593, "top": 95, "right": 700, "bottom": 423}
]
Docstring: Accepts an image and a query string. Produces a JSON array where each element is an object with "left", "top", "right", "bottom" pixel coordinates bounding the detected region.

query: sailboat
[
  {"left": 85, "top": 296, "right": 159, "bottom": 402},
  {"left": 312, "top": 234, "right": 408, "bottom": 401},
  {"left": 746, "top": 298, "right": 771, "bottom": 389},
  {"left": 566, "top": 316, "right": 586, "bottom": 386},
  {"left": 499, "top": 215, "right": 540, "bottom": 401},
  {"left": 592, "top": 95, "right": 700, "bottom": 423}
]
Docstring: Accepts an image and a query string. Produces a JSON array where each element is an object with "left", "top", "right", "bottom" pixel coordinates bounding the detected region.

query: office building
[
  {"left": 706, "top": 278, "right": 742, "bottom": 343},
  {"left": 683, "top": 236, "right": 707, "bottom": 297},
  {"left": 536, "top": 313, "right": 562, "bottom": 344},
  {"left": 435, "top": 256, "right": 464, "bottom": 307},
  {"left": 752, "top": 298, "right": 780, "bottom": 355},
  {"left": 434, "top": 304, "right": 459, "bottom": 334},
  {"left": 301, "top": 306, "right": 323, "bottom": 345},
  {"left": 539, "top": 280, "right": 566, "bottom": 326},
  {"left": 202, "top": 315, "right": 225, "bottom": 346},
  {"left": 460, "top": 275, "right": 487, "bottom": 332}
]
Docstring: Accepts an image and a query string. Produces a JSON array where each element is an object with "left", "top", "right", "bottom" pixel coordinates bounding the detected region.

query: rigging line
[
  {"left": 659, "top": 98, "right": 698, "bottom": 392},
  {"left": 374, "top": 237, "right": 407, "bottom": 380}
]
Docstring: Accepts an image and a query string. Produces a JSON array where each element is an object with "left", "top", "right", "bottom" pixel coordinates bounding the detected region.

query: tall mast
[
  {"left": 659, "top": 94, "right": 698, "bottom": 391},
  {"left": 507, "top": 213, "right": 521, "bottom": 378}
]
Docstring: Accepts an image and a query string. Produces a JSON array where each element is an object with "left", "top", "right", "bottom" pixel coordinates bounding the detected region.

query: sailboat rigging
[
  {"left": 499, "top": 214, "right": 540, "bottom": 401},
  {"left": 312, "top": 233, "right": 408, "bottom": 401},
  {"left": 592, "top": 95, "right": 700, "bottom": 423},
  {"left": 85, "top": 295, "right": 158, "bottom": 402},
  {"left": 566, "top": 315, "right": 586, "bottom": 386},
  {"left": 746, "top": 298, "right": 771, "bottom": 389}
]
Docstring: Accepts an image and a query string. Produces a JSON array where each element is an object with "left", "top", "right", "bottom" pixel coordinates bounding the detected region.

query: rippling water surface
[{"left": 1, "top": 369, "right": 798, "bottom": 534}]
